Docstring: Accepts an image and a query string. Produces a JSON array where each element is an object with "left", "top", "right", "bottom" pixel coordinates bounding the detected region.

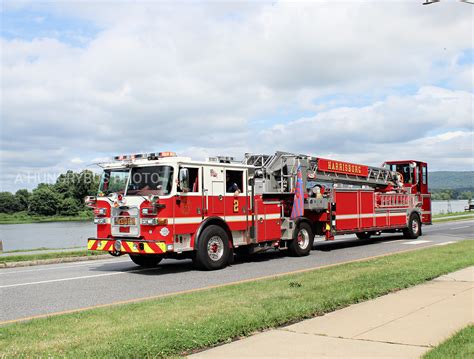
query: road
[{"left": 1, "top": 220, "right": 472, "bottom": 324}]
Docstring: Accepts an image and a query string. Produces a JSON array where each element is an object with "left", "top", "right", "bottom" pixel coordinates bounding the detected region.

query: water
[
  {"left": 431, "top": 200, "right": 470, "bottom": 215},
  {"left": 0, "top": 221, "right": 95, "bottom": 252}
]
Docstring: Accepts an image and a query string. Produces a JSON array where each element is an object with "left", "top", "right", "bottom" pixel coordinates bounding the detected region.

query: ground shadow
[{"left": 90, "top": 233, "right": 406, "bottom": 274}]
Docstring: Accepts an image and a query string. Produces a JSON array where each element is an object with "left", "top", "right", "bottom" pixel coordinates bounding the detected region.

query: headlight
[
  {"left": 140, "top": 218, "right": 158, "bottom": 225},
  {"left": 94, "top": 218, "right": 109, "bottom": 224},
  {"left": 94, "top": 208, "right": 107, "bottom": 216},
  {"left": 141, "top": 208, "right": 155, "bottom": 215}
]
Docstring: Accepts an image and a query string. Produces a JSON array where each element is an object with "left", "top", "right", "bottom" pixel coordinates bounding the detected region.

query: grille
[{"left": 111, "top": 207, "right": 140, "bottom": 237}]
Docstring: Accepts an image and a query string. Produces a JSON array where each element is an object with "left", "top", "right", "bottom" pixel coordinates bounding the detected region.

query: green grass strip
[
  {"left": 0, "top": 240, "right": 473, "bottom": 358},
  {"left": 0, "top": 250, "right": 104, "bottom": 264},
  {"left": 423, "top": 324, "right": 474, "bottom": 359},
  {"left": 433, "top": 215, "right": 474, "bottom": 223},
  {"left": 2, "top": 246, "right": 83, "bottom": 254},
  {"left": 432, "top": 211, "right": 473, "bottom": 218}
]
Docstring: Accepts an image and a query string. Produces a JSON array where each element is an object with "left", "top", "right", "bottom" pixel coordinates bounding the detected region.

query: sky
[{"left": 1, "top": 0, "right": 473, "bottom": 192}]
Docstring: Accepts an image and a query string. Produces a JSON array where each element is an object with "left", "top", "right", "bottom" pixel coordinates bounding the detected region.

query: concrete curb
[{"left": 0, "top": 254, "right": 113, "bottom": 268}]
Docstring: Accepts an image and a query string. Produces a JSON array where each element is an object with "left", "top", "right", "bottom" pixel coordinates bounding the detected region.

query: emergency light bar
[
  {"left": 207, "top": 156, "right": 235, "bottom": 163},
  {"left": 113, "top": 152, "right": 177, "bottom": 161}
]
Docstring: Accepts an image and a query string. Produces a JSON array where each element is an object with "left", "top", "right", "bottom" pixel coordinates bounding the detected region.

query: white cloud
[{"left": 0, "top": 1, "right": 473, "bottom": 191}]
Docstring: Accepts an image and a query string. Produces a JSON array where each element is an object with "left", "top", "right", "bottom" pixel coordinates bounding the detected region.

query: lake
[
  {"left": 431, "top": 199, "right": 470, "bottom": 214},
  {"left": 0, "top": 200, "right": 470, "bottom": 252},
  {"left": 0, "top": 221, "right": 95, "bottom": 252}
]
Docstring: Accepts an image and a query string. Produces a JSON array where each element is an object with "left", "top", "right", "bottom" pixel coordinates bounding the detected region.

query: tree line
[
  {"left": 431, "top": 188, "right": 473, "bottom": 201},
  {"left": 0, "top": 170, "right": 100, "bottom": 216}
]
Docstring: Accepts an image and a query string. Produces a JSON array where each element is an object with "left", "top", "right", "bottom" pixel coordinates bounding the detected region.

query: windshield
[
  {"left": 127, "top": 166, "right": 174, "bottom": 196},
  {"left": 98, "top": 169, "right": 129, "bottom": 196}
]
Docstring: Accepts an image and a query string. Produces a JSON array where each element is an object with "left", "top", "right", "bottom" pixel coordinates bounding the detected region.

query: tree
[
  {"left": 55, "top": 170, "right": 77, "bottom": 198},
  {"left": 0, "top": 192, "right": 20, "bottom": 213},
  {"left": 73, "top": 170, "right": 100, "bottom": 203},
  {"left": 28, "top": 187, "right": 61, "bottom": 216},
  {"left": 59, "top": 197, "right": 80, "bottom": 216},
  {"left": 15, "top": 189, "right": 30, "bottom": 211}
]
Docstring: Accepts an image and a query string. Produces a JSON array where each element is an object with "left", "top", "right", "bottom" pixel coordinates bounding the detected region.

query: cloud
[{"left": 0, "top": 1, "right": 473, "bottom": 191}]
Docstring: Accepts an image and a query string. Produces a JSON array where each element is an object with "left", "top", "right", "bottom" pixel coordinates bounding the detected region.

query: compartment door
[{"left": 211, "top": 181, "right": 225, "bottom": 215}]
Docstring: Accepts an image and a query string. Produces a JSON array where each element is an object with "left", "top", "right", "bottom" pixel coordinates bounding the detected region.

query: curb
[{"left": 0, "top": 254, "right": 113, "bottom": 268}]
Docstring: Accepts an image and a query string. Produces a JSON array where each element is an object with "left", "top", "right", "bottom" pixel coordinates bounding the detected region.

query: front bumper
[{"left": 88, "top": 238, "right": 167, "bottom": 255}]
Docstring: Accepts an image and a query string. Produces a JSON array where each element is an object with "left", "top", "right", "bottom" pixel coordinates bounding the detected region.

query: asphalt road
[{"left": 1, "top": 220, "right": 472, "bottom": 324}]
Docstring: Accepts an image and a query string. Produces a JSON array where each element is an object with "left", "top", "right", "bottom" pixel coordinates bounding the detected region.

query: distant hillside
[{"left": 429, "top": 171, "right": 474, "bottom": 190}]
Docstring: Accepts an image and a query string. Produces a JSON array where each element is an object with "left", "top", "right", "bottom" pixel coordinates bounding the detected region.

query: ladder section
[
  {"left": 244, "top": 152, "right": 400, "bottom": 191},
  {"left": 307, "top": 157, "right": 398, "bottom": 187}
]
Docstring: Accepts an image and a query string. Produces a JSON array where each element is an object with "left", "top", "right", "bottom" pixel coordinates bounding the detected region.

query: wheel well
[
  {"left": 409, "top": 211, "right": 421, "bottom": 221},
  {"left": 194, "top": 217, "right": 233, "bottom": 249},
  {"left": 295, "top": 217, "right": 313, "bottom": 231}
]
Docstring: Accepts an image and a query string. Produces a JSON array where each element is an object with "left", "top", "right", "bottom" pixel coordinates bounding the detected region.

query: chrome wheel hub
[
  {"left": 207, "top": 236, "right": 224, "bottom": 261},
  {"left": 412, "top": 219, "right": 419, "bottom": 234},
  {"left": 297, "top": 228, "right": 310, "bottom": 249}
]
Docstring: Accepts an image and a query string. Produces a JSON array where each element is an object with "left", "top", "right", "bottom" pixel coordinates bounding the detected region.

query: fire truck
[{"left": 87, "top": 151, "right": 431, "bottom": 270}]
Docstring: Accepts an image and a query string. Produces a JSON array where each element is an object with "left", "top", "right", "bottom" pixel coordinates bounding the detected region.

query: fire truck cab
[{"left": 87, "top": 151, "right": 431, "bottom": 270}]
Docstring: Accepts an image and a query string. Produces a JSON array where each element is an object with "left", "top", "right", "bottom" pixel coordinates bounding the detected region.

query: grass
[
  {"left": 433, "top": 211, "right": 473, "bottom": 218},
  {"left": 0, "top": 210, "right": 93, "bottom": 224},
  {"left": 2, "top": 246, "right": 83, "bottom": 254},
  {"left": 432, "top": 210, "right": 474, "bottom": 223},
  {"left": 0, "top": 250, "right": 105, "bottom": 264},
  {"left": 433, "top": 215, "right": 474, "bottom": 223},
  {"left": 423, "top": 325, "right": 474, "bottom": 359},
  {"left": 0, "top": 240, "right": 472, "bottom": 358}
]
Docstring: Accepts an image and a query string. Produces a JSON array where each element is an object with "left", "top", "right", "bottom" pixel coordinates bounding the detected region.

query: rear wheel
[
  {"left": 289, "top": 222, "right": 314, "bottom": 256},
  {"left": 403, "top": 213, "right": 421, "bottom": 239},
  {"left": 194, "top": 225, "right": 230, "bottom": 270},
  {"left": 129, "top": 254, "right": 163, "bottom": 267},
  {"left": 356, "top": 231, "right": 372, "bottom": 240}
]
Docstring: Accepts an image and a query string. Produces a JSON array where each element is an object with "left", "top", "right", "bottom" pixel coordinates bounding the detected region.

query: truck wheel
[
  {"left": 194, "top": 225, "right": 230, "bottom": 270},
  {"left": 356, "top": 232, "right": 372, "bottom": 240},
  {"left": 289, "top": 222, "right": 314, "bottom": 257},
  {"left": 129, "top": 254, "right": 163, "bottom": 267},
  {"left": 403, "top": 213, "right": 421, "bottom": 239}
]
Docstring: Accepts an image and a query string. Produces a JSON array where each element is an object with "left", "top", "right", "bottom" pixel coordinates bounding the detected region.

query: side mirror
[{"left": 179, "top": 168, "right": 190, "bottom": 192}]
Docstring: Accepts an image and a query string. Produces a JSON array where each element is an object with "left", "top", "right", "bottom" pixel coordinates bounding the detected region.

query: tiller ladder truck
[{"left": 87, "top": 151, "right": 431, "bottom": 270}]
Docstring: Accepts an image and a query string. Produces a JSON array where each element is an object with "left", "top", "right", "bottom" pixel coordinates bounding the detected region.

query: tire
[
  {"left": 194, "top": 225, "right": 230, "bottom": 270},
  {"left": 129, "top": 254, "right": 163, "bottom": 267},
  {"left": 288, "top": 222, "right": 314, "bottom": 257},
  {"left": 356, "top": 232, "right": 372, "bottom": 240},
  {"left": 403, "top": 213, "right": 421, "bottom": 239}
]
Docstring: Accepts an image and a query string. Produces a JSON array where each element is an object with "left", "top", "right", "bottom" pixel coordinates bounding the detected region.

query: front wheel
[
  {"left": 403, "top": 213, "right": 421, "bottom": 239},
  {"left": 129, "top": 254, "right": 163, "bottom": 267},
  {"left": 288, "top": 222, "right": 314, "bottom": 257},
  {"left": 194, "top": 225, "right": 230, "bottom": 270}
]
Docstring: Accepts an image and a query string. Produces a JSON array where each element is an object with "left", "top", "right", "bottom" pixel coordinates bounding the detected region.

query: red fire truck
[{"left": 87, "top": 151, "right": 431, "bottom": 270}]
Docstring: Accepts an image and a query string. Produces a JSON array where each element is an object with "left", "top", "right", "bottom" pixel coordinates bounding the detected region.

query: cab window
[
  {"left": 395, "top": 164, "right": 412, "bottom": 184},
  {"left": 178, "top": 167, "right": 200, "bottom": 192},
  {"left": 226, "top": 170, "right": 243, "bottom": 194}
]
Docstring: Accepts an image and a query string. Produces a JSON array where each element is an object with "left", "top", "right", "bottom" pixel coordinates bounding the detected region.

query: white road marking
[
  {"left": 449, "top": 225, "right": 471, "bottom": 230},
  {"left": 0, "top": 258, "right": 130, "bottom": 275},
  {"left": 382, "top": 240, "right": 407, "bottom": 244},
  {"left": 0, "top": 267, "right": 155, "bottom": 289},
  {"left": 404, "top": 240, "right": 432, "bottom": 245},
  {"left": 435, "top": 241, "right": 456, "bottom": 246}
]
